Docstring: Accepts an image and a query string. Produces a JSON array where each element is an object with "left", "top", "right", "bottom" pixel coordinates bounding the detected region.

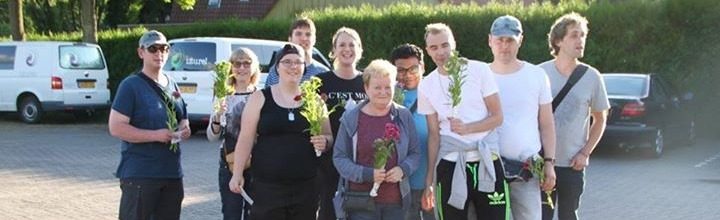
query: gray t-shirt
[{"left": 539, "top": 60, "right": 610, "bottom": 167}]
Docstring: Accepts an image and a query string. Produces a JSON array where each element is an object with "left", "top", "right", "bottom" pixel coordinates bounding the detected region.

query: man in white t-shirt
[
  {"left": 418, "top": 23, "right": 507, "bottom": 220},
  {"left": 488, "top": 15, "right": 557, "bottom": 220}
]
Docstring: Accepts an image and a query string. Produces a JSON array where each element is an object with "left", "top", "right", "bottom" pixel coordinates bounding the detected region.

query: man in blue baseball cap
[{"left": 487, "top": 14, "right": 558, "bottom": 220}]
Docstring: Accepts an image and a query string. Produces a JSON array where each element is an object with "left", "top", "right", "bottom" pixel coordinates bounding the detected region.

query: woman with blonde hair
[
  {"left": 315, "top": 27, "right": 369, "bottom": 220},
  {"left": 333, "top": 59, "right": 420, "bottom": 219},
  {"left": 207, "top": 47, "right": 260, "bottom": 220}
]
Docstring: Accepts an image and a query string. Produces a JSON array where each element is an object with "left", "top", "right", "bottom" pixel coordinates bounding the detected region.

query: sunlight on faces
[
  {"left": 394, "top": 57, "right": 423, "bottom": 90},
  {"left": 290, "top": 26, "right": 315, "bottom": 57},
  {"left": 424, "top": 30, "right": 455, "bottom": 68},
  {"left": 363, "top": 60, "right": 398, "bottom": 108},
  {"left": 229, "top": 48, "right": 261, "bottom": 86},
  {"left": 138, "top": 44, "right": 169, "bottom": 69},
  {"left": 278, "top": 53, "right": 305, "bottom": 85},
  {"left": 331, "top": 28, "right": 363, "bottom": 68},
  {"left": 489, "top": 35, "right": 523, "bottom": 63},
  {"left": 557, "top": 23, "right": 588, "bottom": 59}
]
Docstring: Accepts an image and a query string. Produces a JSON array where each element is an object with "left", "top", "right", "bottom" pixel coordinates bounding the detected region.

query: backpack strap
[{"left": 552, "top": 64, "right": 588, "bottom": 112}]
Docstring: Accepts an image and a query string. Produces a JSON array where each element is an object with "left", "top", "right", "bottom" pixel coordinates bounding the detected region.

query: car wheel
[
  {"left": 19, "top": 96, "right": 43, "bottom": 124},
  {"left": 686, "top": 120, "right": 696, "bottom": 146},
  {"left": 645, "top": 129, "right": 664, "bottom": 158}
]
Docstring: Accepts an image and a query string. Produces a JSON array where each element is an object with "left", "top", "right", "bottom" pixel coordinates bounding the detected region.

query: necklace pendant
[{"left": 288, "top": 112, "right": 295, "bottom": 121}]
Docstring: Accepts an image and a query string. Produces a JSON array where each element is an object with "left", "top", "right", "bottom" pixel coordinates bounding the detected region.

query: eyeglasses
[
  {"left": 279, "top": 60, "right": 305, "bottom": 67},
  {"left": 146, "top": 45, "right": 170, "bottom": 54},
  {"left": 397, "top": 64, "right": 420, "bottom": 75},
  {"left": 232, "top": 61, "right": 253, "bottom": 68}
]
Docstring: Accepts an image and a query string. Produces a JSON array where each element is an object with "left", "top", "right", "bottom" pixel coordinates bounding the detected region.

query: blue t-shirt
[
  {"left": 402, "top": 89, "right": 429, "bottom": 190},
  {"left": 111, "top": 73, "right": 187, "bottom": 179},
  {"left": 264, "top": 59, "right": 330, "bottom": 88}
]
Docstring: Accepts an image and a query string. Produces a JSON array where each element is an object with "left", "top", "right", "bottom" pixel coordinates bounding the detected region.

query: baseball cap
[
  {"left": 490, "top": 15, "right": 523, "bottom": 39},
  {"left": 138, "top": 30, "right": 169, "bottom": 48}
]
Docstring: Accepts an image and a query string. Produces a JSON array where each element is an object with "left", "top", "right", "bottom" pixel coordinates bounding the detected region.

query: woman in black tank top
[{"left": 228, "top": 44, "right": 333, "bottom": 220}]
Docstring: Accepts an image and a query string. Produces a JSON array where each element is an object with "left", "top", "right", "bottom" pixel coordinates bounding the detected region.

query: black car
[{"left": 600, "top": 73, "right": 695, "bottom": 157}]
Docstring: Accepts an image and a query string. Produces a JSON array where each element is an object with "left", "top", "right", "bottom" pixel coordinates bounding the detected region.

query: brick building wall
[{"left": 169, "top": 0, "right": 279, "bottom": 23}]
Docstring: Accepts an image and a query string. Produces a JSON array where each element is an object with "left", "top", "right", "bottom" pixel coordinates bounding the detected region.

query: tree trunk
[
  {"left": 81, "top": 0, "right": 97, "bottom": 44},
  {"left": 9, "top": 0, "right": 25, "bottom": 41}
]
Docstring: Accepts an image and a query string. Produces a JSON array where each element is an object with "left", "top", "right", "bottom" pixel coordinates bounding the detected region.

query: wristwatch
[{"left": 544, "top": 158, "right": 556, "bottom": 164}]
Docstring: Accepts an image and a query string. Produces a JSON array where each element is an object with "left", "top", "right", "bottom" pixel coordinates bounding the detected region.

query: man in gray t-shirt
[{"left": 539, "top": 13, "right": 610, "bottom": 220}]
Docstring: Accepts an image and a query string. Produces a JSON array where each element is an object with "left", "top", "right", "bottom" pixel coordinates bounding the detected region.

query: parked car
[
  {"left": 600, "top": 73, "right": 695, "bottom": 157},
  {"left": 0, "top": 41, "right": 111, "bottom": 123},
  {"left": 162, "top": 37, "right": 332, "bottom": 132}
]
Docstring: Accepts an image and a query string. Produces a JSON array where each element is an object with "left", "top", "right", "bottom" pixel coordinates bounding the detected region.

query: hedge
[{"left": 8, "top": 0, "right": 720, "bottom": 128}]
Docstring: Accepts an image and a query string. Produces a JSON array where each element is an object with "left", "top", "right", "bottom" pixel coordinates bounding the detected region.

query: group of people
[{"left": 109, "top": 12, "right": 609, "bottom": 220}]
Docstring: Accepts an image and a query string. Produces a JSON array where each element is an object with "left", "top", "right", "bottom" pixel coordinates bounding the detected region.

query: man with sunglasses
[
  {"left": 109, "top": 30, "right": 191, "bottom": 220},
  {"left": 389, "top": 43, "right": 435, "bottom": 220},
  {"left": 265, "top": 17, "right": 330, "bottom": 88}
]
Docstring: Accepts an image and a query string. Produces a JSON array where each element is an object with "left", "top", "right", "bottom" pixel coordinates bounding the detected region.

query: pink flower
[{"left": 384, "top": 123, "right": 400, "bottom": 141}]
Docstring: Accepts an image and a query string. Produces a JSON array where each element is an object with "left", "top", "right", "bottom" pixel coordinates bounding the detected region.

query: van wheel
[{"left": 19, "top": 96, "right": 43, "bottom": 124}]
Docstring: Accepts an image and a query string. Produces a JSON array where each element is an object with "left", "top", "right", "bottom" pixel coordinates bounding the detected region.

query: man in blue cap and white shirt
[{"left": 487, "top": 15, "right": 557, "bottom": 220}]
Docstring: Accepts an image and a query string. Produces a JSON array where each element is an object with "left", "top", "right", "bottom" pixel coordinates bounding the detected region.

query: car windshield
[
  {"left": 604, "top": 75, "right": 647, "bottom": 97},
  {"left": 163, "top": 42, "right": 217, "bottom": 71},
  {"left": 59, "top": 45, "right": 106, "bottom": 69}
]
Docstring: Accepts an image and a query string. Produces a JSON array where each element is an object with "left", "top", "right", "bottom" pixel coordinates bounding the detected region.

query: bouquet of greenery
[
  {"left": 445, "top": 50, "right": 468, "bottom": 115},
  {"left": 370, "top": 123, "right": 400, "bottom": 197},
  {"left": 393, "top": 83, "right": 405, "bottom": 105},
  {"left": 161, "top": 90, "right": 181, "bottom": 152},
  {"left": 528, "top": 155, "right": 555, "bottom": 210},
  {"left": 298, "top": 77, "right": 333, "bottom": 157},
  {"left": 213, "top": 61, "right": 233, "bottom": 113}
]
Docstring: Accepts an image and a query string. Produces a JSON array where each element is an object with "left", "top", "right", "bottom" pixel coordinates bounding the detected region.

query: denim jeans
[
  {"left": 218, "top": 157, "right": 251, "bottom": 220},
  {"left": 119, "top": 178, "right": 183, "bottom": 220},
  {"left": 542, "top": 167, "right": 585, "bottom": 220},
  {"left": 405, "top": 189, "right": 435, "bottom": 220}
]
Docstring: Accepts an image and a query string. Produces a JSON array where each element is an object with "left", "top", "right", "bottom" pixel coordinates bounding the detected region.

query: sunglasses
[
  {"left": 146, "top": 45, "right": 170, "bottom": 54},
  {"left": 232, "top": 61, "right": 253, "bottom": 68}
]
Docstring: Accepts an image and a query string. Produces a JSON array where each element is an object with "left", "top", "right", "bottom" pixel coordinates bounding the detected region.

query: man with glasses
[
  {"left": 109, "top": 30, "right": 191, "bottom": 219},
  {"left": 389, "top": 43, "right": 435, "bottom": 220},
  {"left": 487, "top": 15, "right": 557, "bottom": 220},
  {"left": 265, "top": 17, "right": 330, "bottom": 87}
]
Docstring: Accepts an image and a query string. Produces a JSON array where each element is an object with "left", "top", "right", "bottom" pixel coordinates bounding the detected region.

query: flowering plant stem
[
  {"left": 298, "top": 77, "right": 334, "bottom": 157},
  {"left": 528, "top": 156, "right": 554, "bottom": 209},
  {"left": 213, "top": 61, "right": 233, "bottom": 112},
  {"left": 370, "top": 123, "right": 399, "bottom": 197},
  {"left": 445, "top": 50, "right": 467, "bottom": 116},
  {"left": 161, "top": 90, "right": 180, "bottom": 152}
]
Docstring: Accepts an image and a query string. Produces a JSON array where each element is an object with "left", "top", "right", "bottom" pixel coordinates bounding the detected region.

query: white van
[
  {"left": 163, "top": 37, "right": 331, "bottom": 131},
  {"left": 0, "top": 41, "right": 111, "bottom": 123}
]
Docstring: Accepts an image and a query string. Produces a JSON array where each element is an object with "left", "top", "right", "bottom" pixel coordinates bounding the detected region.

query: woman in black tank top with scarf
[{"left": 229, "top": 44, "right": 333, "bottom": 220}]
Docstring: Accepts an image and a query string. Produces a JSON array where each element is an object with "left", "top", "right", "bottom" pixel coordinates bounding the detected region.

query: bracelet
[{"left": 543, "top": 158, "right": 555, "bottom": 164}]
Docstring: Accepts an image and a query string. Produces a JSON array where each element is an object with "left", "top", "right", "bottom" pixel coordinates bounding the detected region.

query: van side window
[
  {"left": 231, "top": 44, "right": 276, "bottom": 72},
  {"left": 0, "top": 46, "right": 16, "bottom": 70},
  {"left": 59, "top": 46, "right": 106, "bottom": 69}
]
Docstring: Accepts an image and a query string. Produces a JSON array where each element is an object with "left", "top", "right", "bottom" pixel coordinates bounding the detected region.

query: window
[
  {"left": 232, "top": 44, "right": 278, "bottom": 72},
  {"left": 0, "top": 46, "right": 16, "bottom": 70},
  {"left": 208, "top": 0, "right": 221, "bottom": 8},
  {"left": 59, "top": 45, "right": 106, "bottom": 69},
  {"left": 164, "top": 42, "right": 217, "bottom": 72},
  {"left": 604, "top": 76, "right": 647, "bottom": 97}
]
